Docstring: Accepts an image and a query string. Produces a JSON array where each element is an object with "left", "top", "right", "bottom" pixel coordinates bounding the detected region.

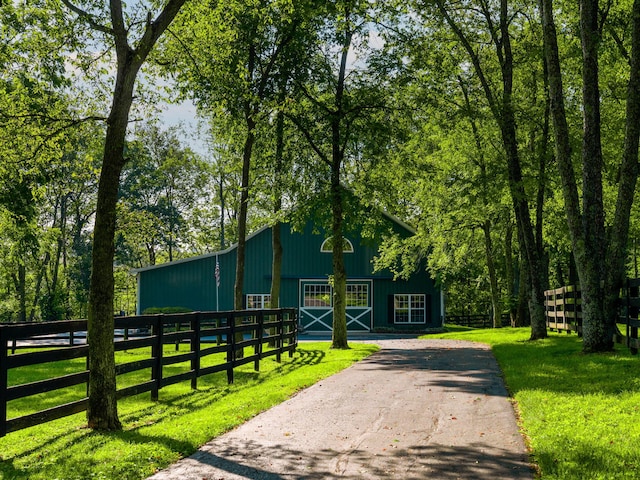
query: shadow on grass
[
  {"left": 491, "top": 333, "right": 640, "bottom": 396},
  {"left": 0, "top": 347, "right": 329, "bottom": 480},
  {"left": 120, "top": 347, "right": 327, "bottom": 426},
  {"left": 531, "top": 431, "right": 640, "bottom": 479}
]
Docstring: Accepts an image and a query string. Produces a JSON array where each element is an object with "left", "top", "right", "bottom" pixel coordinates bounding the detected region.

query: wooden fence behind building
[
  {"left": 446, "top": 313, "right": 511, "bottom": 329},
  {"left": 544, "top": 280, "right": 640, "bottom": 354}
]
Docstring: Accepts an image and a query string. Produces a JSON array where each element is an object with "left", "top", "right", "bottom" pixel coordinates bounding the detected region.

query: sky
[{"left": 157, "top": 98, "right": 209, "bottom": 158}]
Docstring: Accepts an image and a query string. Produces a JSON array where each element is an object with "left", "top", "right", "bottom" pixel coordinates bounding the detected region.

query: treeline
[{"left": 1, "top": 0, "right": 639, "bottom": 358}]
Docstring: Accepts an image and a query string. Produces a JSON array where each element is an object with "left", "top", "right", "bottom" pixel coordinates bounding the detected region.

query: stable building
[{"left": 135, "top": 216, "right": 443, "bottom": 333}]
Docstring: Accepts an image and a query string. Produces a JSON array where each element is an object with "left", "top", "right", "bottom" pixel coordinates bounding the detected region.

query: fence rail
[
  {"left": 0, "top": 308, "right": 297, "bottom": 437},
  {"left": 544, "top": 281, "right": 640, "bottom": 354},
  {"left": 446, "top": 313, "right": 511, "bottom": 329}
]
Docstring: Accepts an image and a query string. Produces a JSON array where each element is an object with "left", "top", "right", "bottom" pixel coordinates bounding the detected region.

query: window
[
  {"left": 304, "top": 284, "right": 332, "bottom": 307},
  {"left": 346, "top": 284, "right": 369, "bottom": 307},
  {"left": 320, "top": 236, "right": 354, "bottom": 253},
  {"left": 246, "top": 294, "right": 271, "bottom": 309},
  {"left": 394, "top": 294, "right": 426, "bottom": 323}
]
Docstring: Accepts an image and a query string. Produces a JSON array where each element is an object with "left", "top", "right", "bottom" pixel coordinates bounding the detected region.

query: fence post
[
  {"left": 255, "top": 311, "right": 263, "bottom": 372},
  {"left": 289, "top": 309, "right": 297, "bottom": 357},
  {"left": 151, "top": 315, "right": 163, "bottom": 401},
  {"left": 227, "top": 314, "right": 235, "bottom": 384},
  {"left": 276, "top": 310, "right": 283, "bottom": 363},
  {"left": 0, "top": 326, "right": 7, "bottom": 437},
  {"left": 191, "top": 313, "right": 200, "bottom": 390}
]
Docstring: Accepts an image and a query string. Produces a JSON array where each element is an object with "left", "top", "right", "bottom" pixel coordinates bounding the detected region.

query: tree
[
  {"left": 117, "top": 124, "right": 209, "bottom": 267},
  {"left": 414, "top": 0, "right": 549, "bottom": 339},
  {"left": 164, "top": 0, "right": 305, "bottom": 312},
  {"left": 62, "top": 0, "right": 187, "bottom": 430},
  {"left": 0, "top": 0, "right": 86, "bottom": 323},
  {"left": 540, "top": 0, "right": 640, "bottom": 351},
  {"left": 285, "top": 0, "right": 391, "bottom": 348}
]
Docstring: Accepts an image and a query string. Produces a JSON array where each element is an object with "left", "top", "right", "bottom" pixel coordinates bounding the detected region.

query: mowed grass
[
  {"left": 429, "top": 326, "right": 640, "bottom": 479},
  {"left": 0, "top": 342, "right": 378, "bottom": 480}
]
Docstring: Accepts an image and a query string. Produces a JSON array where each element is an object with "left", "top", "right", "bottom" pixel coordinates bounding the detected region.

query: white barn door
[{"left": 298, "top": 280, "right": 372, "bottom": 333}]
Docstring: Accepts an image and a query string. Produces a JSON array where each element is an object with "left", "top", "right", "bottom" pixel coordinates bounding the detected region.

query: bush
[{"left": 141, "top": 306, "right": 193, "bottom": 314}]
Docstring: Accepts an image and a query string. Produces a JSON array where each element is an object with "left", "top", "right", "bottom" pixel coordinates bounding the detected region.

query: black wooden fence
[
  {"left": 446, "top": 313, "right": 511, "bottom": 328},
  {"left": 544, "top": 279, "right": 640, "bottom": 354},
  {"left": 0, "top": 308, "right": 297, "bottom": 437}
]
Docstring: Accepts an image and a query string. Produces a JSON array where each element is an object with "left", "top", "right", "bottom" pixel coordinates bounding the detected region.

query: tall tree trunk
[
  {"left": 604, "top": 0, "right": 640, "bottom": 338},
  {"left": 82, "top": 0, "right": 187, "bottom": 430},
  {"left": 234, "top": 123, "right": 254, "bottom": 311},
  {"left": 504, "top": 220, "right": 519, "bottom": 326},
  {"left": 579, "top": 0, "right": 610, "bottom": 351},
  {"left": 88, "top": 48, "right": 138, "bottom": 429},
  {"left": 329, "top": 28, "right": 352, "bottom": 350},
  {"left": 14, "top": 264, "right": 27, "bottom": 323},
  {"left": 330, "top": 177, "right": 348, "bottom": 349},
  {"left": 270, "top": 105, "right": 286, "bottom": 311},
  {"left": 540, "top": 0, "right": 640, "bottom": 352},
  {"left": 499, "top": 0, "right": 547, "bottom": 340},
  {"left": 438, "top": 0, "right": 547, "bottom": 340},
  {"left": 88, "top": 146, "right": 125, "bottom": 430},
  {"left": 218, "top": 174, "right": 226, "bottom": 249},
  {"left": 234, "top": 40, "right": 258, "bottom": 312},
  {"left": 482, "top": 221, "right": 501, "bottom": 328}
]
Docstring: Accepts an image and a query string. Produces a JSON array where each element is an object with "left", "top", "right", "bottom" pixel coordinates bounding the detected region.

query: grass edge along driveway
[
  {"left": 430, "top": 326, "right": 640, "bottom": 480},
  {"left": 0, "top": 342, "right": 378, "bottom": 480}
]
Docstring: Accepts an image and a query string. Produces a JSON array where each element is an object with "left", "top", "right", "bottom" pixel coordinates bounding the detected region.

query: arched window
[{"left": 320, "top": 236, "right": 354, "bottom": 253}]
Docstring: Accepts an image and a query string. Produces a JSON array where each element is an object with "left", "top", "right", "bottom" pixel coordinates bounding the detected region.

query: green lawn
[
  {"left": 3, "top": 329, "right": 639, "bottom": 480},
  {"left": 0, "top": 342, "right": 378, "bottom": 480},
  {"left": 429, "top": 326, "right": 640, "bottom": 479}
]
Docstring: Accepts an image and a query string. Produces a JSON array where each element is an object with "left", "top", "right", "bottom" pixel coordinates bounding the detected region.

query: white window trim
[
  {"left": 303, "top": 284, "right": 333, "bottom": 309},
  {"left": 320, "top": 237, "right": 354, "bottom": 253},
  {"left": 394, "top": 294, "right": 427, "bottom": 324},
  {"left": 246, "top": 294, "right": 271, "bottom": 309}
]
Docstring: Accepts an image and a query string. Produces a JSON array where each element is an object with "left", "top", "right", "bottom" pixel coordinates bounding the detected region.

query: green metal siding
[
  {"left": 138, "top": 250, "right": 237, "bottom": 313},
  {"left": 137, "top": 218, "right": 442, "bottom": 330}
]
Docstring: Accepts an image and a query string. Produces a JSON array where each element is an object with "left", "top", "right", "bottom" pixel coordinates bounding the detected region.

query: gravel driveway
[{"left": 147, "top": 338, "right": 533, "bottom": 479}]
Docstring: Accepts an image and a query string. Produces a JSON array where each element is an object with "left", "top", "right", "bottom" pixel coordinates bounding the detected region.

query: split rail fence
[
  {"left": 0, "top": 308, "right": 298, "bottom": 437},
  {"left": 544, "top": 279, "right": 640, "bottom": 354},
  {"left": 446, "top": 313, "right": 511, "bottom": 328}
]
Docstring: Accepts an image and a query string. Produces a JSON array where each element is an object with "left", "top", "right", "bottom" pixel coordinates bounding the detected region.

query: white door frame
[{"left": 298, "top": 279, "right": 373, "bottom": 332}]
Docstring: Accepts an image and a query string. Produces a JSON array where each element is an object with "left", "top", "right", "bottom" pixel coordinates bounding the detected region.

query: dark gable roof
[{"left": 133, "top": 211, "right": 415, "bottom": 274}]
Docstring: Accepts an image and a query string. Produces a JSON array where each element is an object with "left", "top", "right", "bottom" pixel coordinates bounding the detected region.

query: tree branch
[
  {"left": 60, "top": 0, "right": 113, "bottom": 35},
  {"left": 285, "top": 112, "right": 331, "bottom": 167}
]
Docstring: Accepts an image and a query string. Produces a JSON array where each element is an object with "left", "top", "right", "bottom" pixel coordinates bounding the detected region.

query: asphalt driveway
[{"left": 147, "top": 338, "right": 533, "bottom": 479}]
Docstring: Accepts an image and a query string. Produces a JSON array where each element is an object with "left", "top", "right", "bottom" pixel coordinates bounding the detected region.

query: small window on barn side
[
  {"left": 394, "top": 294, "right": 426, "bottom": 324},
  {"left": 320, "top": 237, "right": 354, "bottom": 253},
  {"left": 246, "top": 294, "right": 271, "bottom": 309}
]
